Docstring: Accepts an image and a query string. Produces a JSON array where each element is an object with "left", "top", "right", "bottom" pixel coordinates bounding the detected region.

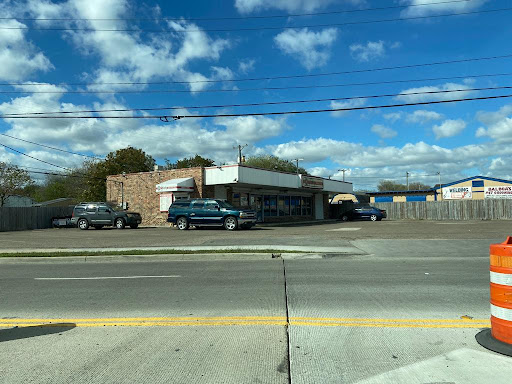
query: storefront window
[
  {"left": 278, "top": 196, "right": 290, "bottom": 216},
  {"left": 264, "top": 195, "right": 278, "bottom": 217},
  {"left": 302, "top": 197, "right": 312, "bottom": 216},
  {"left": 291, "top": 196, "right": 301, "bottom": 215}
]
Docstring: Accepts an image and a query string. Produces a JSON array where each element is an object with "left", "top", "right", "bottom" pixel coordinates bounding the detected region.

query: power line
[
  {"left": 0, "top": 133, "right": 103, "bottom": 159},
  {"left": 1, "top": 7, "right": 510, "bottom": 33},
  {"left": 2, "top": 85, "right": 511, "bottom": 118},
  {"left": 2, "top": 94, "right": 511, "bottom": 120},
  {"left": 167, "top": 94, "right": 512, "bottom": 119},
  {"left": 0, "top": 142, "right": 74, "bottom": 172},
  {"left": 0, "top": 0, "right": 472, "bottom": 22},
  {"left": 23, "top": 169, "right": 106, "bottom": 180},
  {"left": 3, "top": 52, "right": 512, "bottom": 87},
  {"left": 2, "top": 71, "right": 512, "bottom": 94}
]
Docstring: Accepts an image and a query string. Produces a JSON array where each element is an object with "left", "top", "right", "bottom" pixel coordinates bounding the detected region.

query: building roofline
[
  {"left": 367, "top": 189, "right": 435, "bottom": 195},
  {"left": 205, "top": 164, "right": 352, "bottom": 185},
  {"left": 433, "top": 175, "right": 512, "bottom": 189}
]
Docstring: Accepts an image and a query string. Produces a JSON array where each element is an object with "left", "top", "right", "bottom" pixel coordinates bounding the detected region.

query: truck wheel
[
  {"left": 78, "top": 219, "right": 89, "bottom": 230},
  {"left": 341, "top": 215, "right": 349, "bottom": 222},
  {"left": 114, "top": 218, "right": 125, "bottom": 229},
  {"left": 176, "top": 217, "right": 189, "bottom": 230},
  {"left": 224, "top": 216, "right": 238, "bottom": 231}
]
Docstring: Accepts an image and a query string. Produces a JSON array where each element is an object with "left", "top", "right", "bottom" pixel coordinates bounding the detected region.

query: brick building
[{"left": 107, "top": 164, "right": 353, "bottom": 226}]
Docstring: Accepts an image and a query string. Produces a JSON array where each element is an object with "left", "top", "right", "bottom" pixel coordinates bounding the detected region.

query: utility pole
[
  {"left": 338, "top": 169, "right": 347, "bottom": 182},
  {"left": 437, "top": 171, "right": 442, "bottom": 201},
  {"left": 406, "top": 172, "right": 410, "bottom": 190},
  {"left": 233, "top": 144, "right": 247, "bottom": 164},
  {"left": 292, "top": 158, "right": 304, "bottom": 174}
]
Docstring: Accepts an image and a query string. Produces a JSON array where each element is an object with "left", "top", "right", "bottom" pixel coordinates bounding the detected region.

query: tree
[
  {"left": 378, "top": 180, "right": 431, "bottom": 191},
  {"left": 0, "top": 162, "right": 33, "bottom": 206},
  {"left": 83, "top": 147, "right": 155, "bottom": 201},
  {"left": 243, "top": 155, "right": 308, "bottom": 174},
  {"left": 164, "top": 154, "right": 215, "bottom": 169}
]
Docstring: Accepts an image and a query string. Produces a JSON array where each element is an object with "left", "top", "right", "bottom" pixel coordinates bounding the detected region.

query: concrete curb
[
  {"left": 0, "top": 252, "right": 366, "bottom": 264},
  {"left": 0, "top": 244, "right": 366, "bottom": 255}
]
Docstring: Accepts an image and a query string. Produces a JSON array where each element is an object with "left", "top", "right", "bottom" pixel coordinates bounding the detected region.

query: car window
[
  {"left": 218, "top": 201, "right": 236, "bottom": 209},
  {"left": 74, "top": 207, "right": 85, "bottom": 214},
  {"left": 204, "top": 201, "right": 220, "bottom": 210},
  {"left": 98, "top": 206, "right": 110, "bottom": 213},
  {"left": 86, "top": 206, "right": 96, "bottom": 213},
  {"left": 171, "top": 201, "right": 190, "bottom": 208},
  {"left": 191, "top": 201, "right": 205, "bottom": 210}
]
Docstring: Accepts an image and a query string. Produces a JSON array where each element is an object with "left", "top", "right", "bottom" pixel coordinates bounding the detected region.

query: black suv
[{"left": 71, "top": 202, "right": 142, "bottom": 230}]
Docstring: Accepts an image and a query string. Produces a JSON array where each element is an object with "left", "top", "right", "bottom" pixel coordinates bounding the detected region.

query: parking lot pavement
[{"left": 0, "top": 220, "right": 511, "bottom": 251}]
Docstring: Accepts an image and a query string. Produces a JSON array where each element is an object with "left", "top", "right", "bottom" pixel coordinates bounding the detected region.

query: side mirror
[{"left": 215, "top": 206, "right": 220, "bottom": 211}]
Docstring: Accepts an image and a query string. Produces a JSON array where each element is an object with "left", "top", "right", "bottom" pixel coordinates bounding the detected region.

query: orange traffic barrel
[{"left": 476, "top": 237, "right": 512, "bottom": 356}]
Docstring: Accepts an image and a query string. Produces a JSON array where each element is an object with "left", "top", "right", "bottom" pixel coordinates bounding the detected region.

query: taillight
[{"left": 72, "top": 211, "right": 74, "bottom": 217}]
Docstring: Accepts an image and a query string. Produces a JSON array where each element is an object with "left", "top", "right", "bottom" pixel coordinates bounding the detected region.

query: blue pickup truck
[{"left": 168, "top": 198, "right": 257, "bottom": 230}]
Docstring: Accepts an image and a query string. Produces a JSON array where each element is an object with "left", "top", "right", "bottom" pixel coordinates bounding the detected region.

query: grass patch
[{"left": 0, "top": 249, "right": 306, "bottom": 258}]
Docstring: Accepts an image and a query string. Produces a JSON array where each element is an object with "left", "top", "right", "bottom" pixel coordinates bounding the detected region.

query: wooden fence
[
  {"left": 0, "top": 206, "right": 74, "bottom": 232},
  {"left": 373, "top": 200, "right": 512, "bottom": 220}
]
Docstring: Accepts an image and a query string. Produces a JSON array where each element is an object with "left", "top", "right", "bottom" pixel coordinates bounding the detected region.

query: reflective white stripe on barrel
[
  {"left": 490, "top": 271, "right": 512, "bottom": 286},
  {"left": 491, "top": 304, "right": 512, "bottom": 321}
]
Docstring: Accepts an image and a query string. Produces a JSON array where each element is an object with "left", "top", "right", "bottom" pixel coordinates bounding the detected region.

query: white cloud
[
  {"left": 274, "top": 28, "right": 338, "bottom": 70},
  {"left": 350, "top": 41, "right": 385, "bottom": 62},
  {"left": 383, "top": 112, "right": 402, "bottom": 122},
  {"left": 400, "top": 0, "right": 488, "bottom": 17},
  {"left": 0, "top": 88, "right": 288, "bottom": 164},
  {"left": 238, "top": 59, "right": 256, "bottom": 74},
  {"left": 349, "top": 40, "right": 401, "bottom": 62},
  {"left": 396, "top": 82, "right": 473, "bottom": 103},
  {"left": 330, "top": 98, "right": 366, "bottom": 117},
  {"left": 0, "top": 18, "right": 52, "bottom": 81},
  {"left": 432, "top": 119, "right": 466, "bottom": 139},
  {"left": 405, "top": 110, "right": 444, "bottom": 124},
  {"left": 371, "top": 124, "right": 397, "bottom": 139},
  {"left": 475, "top": 104, "right": 512, "bottom": 142},
  {"left": 25, "top": 0, "right": 230, "bottom": 93},
  {"left": 235, "top": 0, "right": 351, "bottom": 13},
  {"left": 308, "top": 166, "right": 332, "bottom": 178}
]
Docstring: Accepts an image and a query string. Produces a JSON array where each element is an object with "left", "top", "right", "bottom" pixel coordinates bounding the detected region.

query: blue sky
[{"left": 0, "top": 0, "right": 511, "bottom": 190}]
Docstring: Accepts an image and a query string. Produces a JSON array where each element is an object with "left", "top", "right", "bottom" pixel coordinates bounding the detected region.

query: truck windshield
[{"left": 217, "top": 201, "right": 236, "bottom": 209}]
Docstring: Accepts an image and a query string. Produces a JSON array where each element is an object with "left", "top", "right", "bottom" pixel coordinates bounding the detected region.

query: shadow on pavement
[{"left": 0, "top": 323, "right": 76, "bottom": 342}]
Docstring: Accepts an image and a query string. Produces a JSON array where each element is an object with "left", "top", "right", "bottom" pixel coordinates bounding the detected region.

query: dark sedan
[{"left": 340, "top": 206, "right": 387, "bottom": 222}]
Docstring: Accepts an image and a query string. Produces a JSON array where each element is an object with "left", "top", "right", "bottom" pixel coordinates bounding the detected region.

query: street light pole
[
  {"left": 338, "top": 169, "right": 347, "bottom": 182},
  {"left": 406, "top": 172, "right": 410, "bottom": 190},
  {"left": 292, "top": 158, "right": 304, "bottom": 174}
]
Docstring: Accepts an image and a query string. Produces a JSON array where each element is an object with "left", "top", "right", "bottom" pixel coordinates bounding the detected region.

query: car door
[
  {"left": 85, "top": 205, "right": 98, "bottom": 224},
  {"left": 203, "top": 200, "right": 223, "bottom": 225},
  {"left": 97, "top": 205, "right": 113, "bottom": 225},
  {"left": 359, "top": 207, "right": 372, "bottom": 219},
  {"left": 352, "top": 207, "right": 364, "bottom": 220},
  {"left": 189, "top": 201, "right": 205, "bottom": 225}
]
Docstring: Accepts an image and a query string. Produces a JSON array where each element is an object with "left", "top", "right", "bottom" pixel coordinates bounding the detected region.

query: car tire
[
  {"left": 224, "top": 216, "right": 238, "bottom": 231},
  {"left": 370, "top": 214, "right": 378, "bottom": 222},
  {"left": 114, "top": 218, "right": 125, "bottom": 229},
  {"left": 130, "top": 224, "right": 139, "bottom": 229},
  {"left": 176, "top": 217, "right": 189, "bottom": 230},
  {"left": 78, "top": 218, "right": 89, "bottom": 230},
  {"left": 341, "top": 215, "right": 349, "bottom": 222},
  {"left": 93, "top": 225, "right": 103, "bottom": 230}
]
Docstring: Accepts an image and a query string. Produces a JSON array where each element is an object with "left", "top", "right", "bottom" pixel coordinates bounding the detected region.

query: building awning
[{"left": 156, "top": 177, "right": 195, "bottom": 193}]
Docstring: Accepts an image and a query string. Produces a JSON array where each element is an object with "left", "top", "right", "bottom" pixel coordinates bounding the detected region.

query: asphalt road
[
  {"left": 2, "top": 240, "right": 511, "bottom": 383},
  {"left": 0, "top": 220, "right": 511, "bottom": 250}
]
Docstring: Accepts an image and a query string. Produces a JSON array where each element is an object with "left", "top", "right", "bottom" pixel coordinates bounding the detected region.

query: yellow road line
[
  {"left": 0, "top": 316, "right": 287, "bottom": 323},
  {"left": 290, "top": 321, "right": 490, "bottom": 329},
  {"left": 0, "top": 316, "right": 491, "bottom": 329},
  {"left": 290, "top": 316, "right": 489, "bottom": 323}
]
